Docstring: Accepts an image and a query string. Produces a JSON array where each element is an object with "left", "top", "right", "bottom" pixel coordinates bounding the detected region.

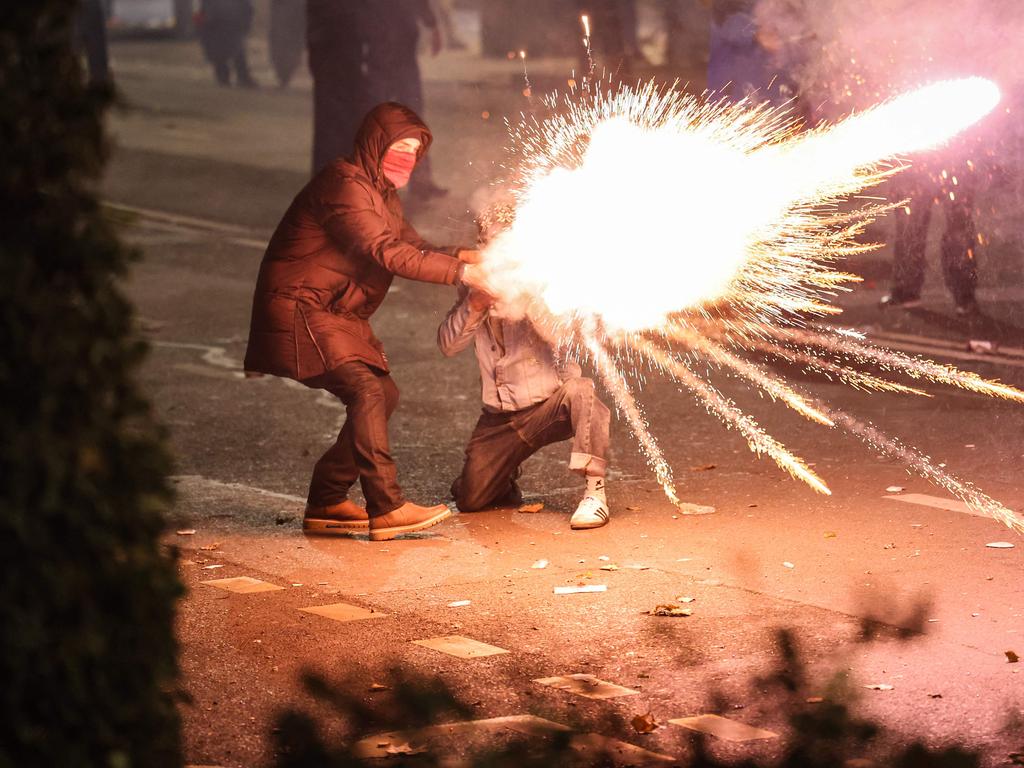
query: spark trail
[{"left": 472, "top": 76, "right": 1024, "bottom": 532}]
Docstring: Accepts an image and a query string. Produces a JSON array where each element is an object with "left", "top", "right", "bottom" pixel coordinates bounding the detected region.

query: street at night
[
  {"left": 99, "top": 26, "right": 1023, "bottom": 768},
  {"left": 4, "top": 3, "right": 1024, "bottom": 767}
]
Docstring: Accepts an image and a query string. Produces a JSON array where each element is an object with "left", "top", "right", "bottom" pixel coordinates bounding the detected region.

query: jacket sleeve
[
  {"left": 438, "top": 287, "right": 488, "bottom": 357},
  {"left": 322, "top": 181, "right": 463, "bottom": 285}
]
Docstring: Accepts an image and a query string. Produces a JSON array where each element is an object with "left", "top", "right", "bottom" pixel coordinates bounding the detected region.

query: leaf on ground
[
  {"left": 600, "top": 564, "right": 619, "bottom": 571},
  {"left": 650, "top": 603, "right": 693, "bottom": 617},
  {"left": 864, "top": 683, "right": 894, "bottom": 691},
  {"left": 625, "top": 505, "right": 641, "bottom": 511},
  {"left": 690, "top": 464, "right": 717, "bottom": 471},
  {"left": 631, "top": 712, "right": 658, "bottom": 734},
  {"left": 676, "top": 502, "right": 716, "bottom": 515},
  {"left": 518, "top": 502, "right": 544, "bottom": 513},
  {"left": 824, "top": 531, "right": 837, "bottom": 538},
  {"left": 175, "top": 529, "right": 196, "bottom": 536},
  {"left": 368, "top": 683, "right": 389, "bottom": 692},
  {"left": 1006, "top": 650, "right": 1020, "bottom": 663}
]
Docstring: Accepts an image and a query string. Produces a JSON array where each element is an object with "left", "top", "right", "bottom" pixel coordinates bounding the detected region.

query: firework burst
[{"left": 471, "top": 76, "right": 1024, "bottom": 532}]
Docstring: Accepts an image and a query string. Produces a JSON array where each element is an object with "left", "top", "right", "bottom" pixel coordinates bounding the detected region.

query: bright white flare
[{"left": 482, "top": 78, "right": 1000, "bottom": 333}]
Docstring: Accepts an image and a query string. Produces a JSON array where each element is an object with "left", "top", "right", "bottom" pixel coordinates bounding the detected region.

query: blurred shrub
[{"left": 0, "top": 3, "right": 182, "bottom": 766}]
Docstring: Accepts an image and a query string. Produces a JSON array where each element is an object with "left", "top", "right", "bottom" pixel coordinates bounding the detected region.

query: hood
[{"left": 351, "top": 102, "right": 433, "bottom": 188}]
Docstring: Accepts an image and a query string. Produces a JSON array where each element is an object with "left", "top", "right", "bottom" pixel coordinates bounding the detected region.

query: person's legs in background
[
  {"left": 940, "top": 182, "right": 980, "bottom": 315},
  {"left": 884, "top": 176, "right": 933, "bottom": 308},
  {"left": 451, "top": 412, "right": 532, "bottom": 512}
]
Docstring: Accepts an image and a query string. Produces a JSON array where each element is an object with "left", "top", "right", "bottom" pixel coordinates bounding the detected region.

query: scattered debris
[
  {"left": 368, "top": 683, "right": 390, "bottom": 692},
  {"left": 202, "top": 564, "right": 224, "bottom": 570},
  {"left": 531, "top": 559, "right": 549, "bottom": 569},
  {"left": 518, "top": 502, "right": 544, "bottom": 513},
  {"left": 631, "top": 712, "right": 658, "bottom": 734},
  {"left": 928, "top": 693, "right": 943, "bottom": 699},
  {"left": 676, "top": 596, "right": 696, "bottom": 603},
  {"left": 383, "top": 742, "right": 427, "bottom": 756},
  {"left": 175, "top": 529, "right": 196, "bottom": 536},
  {"left": 967, "top": 339, "right": 995, "bottom": 354},
  {"left": 883, "top": 543, "right": 896, "bottom": 550},
  {"left": 625, "top": 505, "right": 641, "bottom": 511},
  {"left": 690, "top": 463, "right": 717, "bottom": 471},
  {"left": 676, "top": 502, "right": 716, "bottom": 515},
  {"left": 1006, "top": 651, "right": 1020, "bottom": 664},
  {"left": 864, "top": 683, "right": 894, "bottom": 691},
  {"left": 824, "top": 531, "right": 837, "bottom": 538},
  {"left": 650, "top": 603, "right": 692, "bottom": 617},
  {"left": 291, "top": 583, "right": 303, "bottom": 587},
  {"left": 600, "top": 564, "right": 619, "bottom": 571},
  {"left": 782, "top": 561, "right": 795, "bottom": 569},
  {"left": 598, "top": 555, "right": 610, "bottom": 561},
  {"left": 274, "top": 515, "right": 294, "bottom": 526},
  {"left": 447, "top": 600, "right": 471, "bottom": 608},
  {"left": 625, "top": 564, "right": 650, "bottom": 570},
  {"left": 964, "top": 444, "right": 975, "bottom": 448},
  {"left": 885, "top": 486, "right": 904, "bottom": 493},
  {"left": 805, "top": 697, "right": 824, "bottom": 704},
  {"left": 198, "top": 543, "right": 221, "bottom": 551},
  {"left": 987, "top": 542, "right": 1015, "bottom": 549},
  {"left": 554, "top": 585, "right": 607, "bottom": 595}
]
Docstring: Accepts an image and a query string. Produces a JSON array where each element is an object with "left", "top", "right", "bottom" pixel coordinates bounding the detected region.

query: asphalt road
[{"left": 103, "top": 36, "right": 1024, "bottom": 768}]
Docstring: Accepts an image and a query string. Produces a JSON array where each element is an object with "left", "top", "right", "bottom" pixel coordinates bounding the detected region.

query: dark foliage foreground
[
  {"left": 271, "top": 626, "right": 1007, "bottom": 768},
  {"left": 0, "top": 3, "right": 182, "bottom": 766}
]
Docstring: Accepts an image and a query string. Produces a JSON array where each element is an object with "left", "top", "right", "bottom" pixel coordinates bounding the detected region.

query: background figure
[
  {"left": 196, "top": 0, "right": 256, "bottom": 88},
  {"left": 884, "top": 166, "right": 979, "bottom": 315},
  {"left": 365, "top": 0, "right": 447, "bottom": 200},
  {"left": 707, "top": 0, "right": 801, "bottom": 107},
  {"left": 75, "top": 0, "right": 110, "bottom": 86},
  {"left": 269, "top": 0, "right": 305, "bottom": 88},
  {"left": 307, "top": 1, "right": 372, "bottom": 175}
]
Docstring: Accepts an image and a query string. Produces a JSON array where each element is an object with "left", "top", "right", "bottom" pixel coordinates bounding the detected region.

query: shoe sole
[
  {"left": 570, "top": 518, "right": 610, "bottom": 530},
  {"left": 369, "top": 508, "right": 452, "bottom": 541},
  {"left": 303, "top": 518, "right": 369, "bottom": 535}
]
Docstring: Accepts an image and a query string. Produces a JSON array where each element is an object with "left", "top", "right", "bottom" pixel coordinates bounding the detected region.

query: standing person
[
  {"left": 307, "top": 1, "right": 374, "bottom": 174},
  {"left": 365, "top": 1, "right": 448, "bottom": 200},
  {"left": 881, "top": 163, "right": 980, "bottom": 315},
  {"left": 269, "top": 0, "right": 305, "bottom": 89},
  {"left": 438, "top": 287, "right": 613, "bottom": 530},
  {"left": 195, "top": 0, "right": 257, "bottom": 88},
  {"left": 75, "top": 0, "right": 110, "bottom": 86},
  {"left": 244, "top": 103, "right": 482, "bottom": 541}
]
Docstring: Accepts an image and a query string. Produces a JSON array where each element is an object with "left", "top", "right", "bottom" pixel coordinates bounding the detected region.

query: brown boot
[
  {"left": 303, "top": 500, "right": 368, "bottom": 534},
  {"left": 368, "top": 502, "right": 452, "bottom": 541}
]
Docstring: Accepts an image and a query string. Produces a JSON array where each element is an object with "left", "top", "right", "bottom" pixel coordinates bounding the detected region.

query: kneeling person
[{"left": 438, "top": 289, "right": 612, "bottom": 529}]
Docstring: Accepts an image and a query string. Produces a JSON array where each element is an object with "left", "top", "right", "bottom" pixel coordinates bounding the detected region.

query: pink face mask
[{"left": 381, "top": 148, "right": 417, "bottom": 188}]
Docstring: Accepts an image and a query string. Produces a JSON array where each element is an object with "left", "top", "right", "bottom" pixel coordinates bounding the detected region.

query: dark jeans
[
  {"left": 451, "top": 379, "right": 610, "bottom": 513},
  {"left": 891, "top": 173, "right": 978, "bottom": 305},
  {"left": 212, "top": 48, "right": 253, "bottom": 86},
  {"left": 303, "top": 361, "right": 405, "bottom": 517}
]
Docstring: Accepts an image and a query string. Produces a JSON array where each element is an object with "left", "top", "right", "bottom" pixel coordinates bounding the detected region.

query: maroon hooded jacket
[{"left": 244, "top": 102, "right": 463, "bottom": 380}]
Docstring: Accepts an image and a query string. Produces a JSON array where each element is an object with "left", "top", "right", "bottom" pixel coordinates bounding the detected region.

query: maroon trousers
[{"left": 303, "top": 361, "right": 405, "bottom": 517}]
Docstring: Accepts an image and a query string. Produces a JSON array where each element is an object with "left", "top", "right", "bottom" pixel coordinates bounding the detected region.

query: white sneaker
[{"left": 570, "top": 495, "right": 610, "bottom": 530}]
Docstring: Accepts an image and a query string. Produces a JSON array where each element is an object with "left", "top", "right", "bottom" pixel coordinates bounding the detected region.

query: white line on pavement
[
  {"left": 172, "top": 474, "right": 307, "bottom": 504},
  {"left": 105, "top": 201, "right": 265, "bottom": 237},
  {"left": 883, "top": 493, "right": 988, "bottom": 519},
  {"left": 866, "top": 329, "right": 1024, "bottom": 360}
]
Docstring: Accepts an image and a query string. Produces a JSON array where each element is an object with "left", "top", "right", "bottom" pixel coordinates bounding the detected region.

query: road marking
[
  {"left": 353, "top": 716, "right": 674, "bottom": 763},
  {"left": 171, "top": 475, "right": 307, "bottom": 505},
  {"left": 300, "top": 603, "right": 387, "bottom": 622},
  {"left": 152, "top": 340, "right": 242, "bottom": 370},
  {"left": 105, "top": 201, "right": 264, "bottom": 237},
  {"left": 867, "top": 329, "right": 1024, "bottom": 360},
  {"left": 850, "top": 333, "right": 1024, "bottom": 369},
  {"left": 534, "top": 674, "right": 639, "bottom": 700},
  {"left": 201, "top": 576, "right": 284, "bottom": 594},
  {"left": 412, "top": 635, "right": 509, "bottom": 659},
  {"left": 883, "top": 493, "right": 987, "bottom": 518},
  {"left": 670, "top": 714, "right": 778, "bottom": 742}
]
